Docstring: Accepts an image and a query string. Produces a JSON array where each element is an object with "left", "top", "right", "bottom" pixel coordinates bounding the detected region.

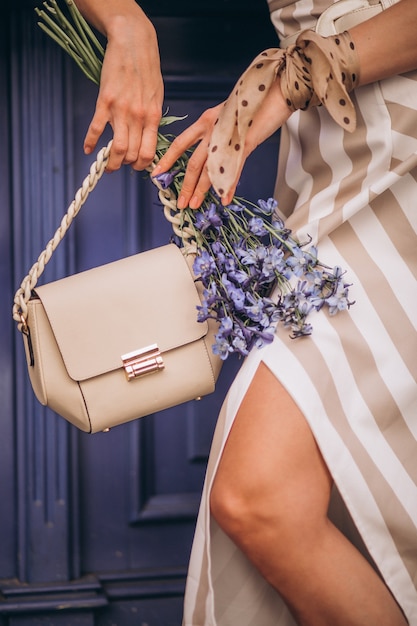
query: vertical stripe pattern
[{"left": 183, "top": 1, "right": 417, "bottom": 624}]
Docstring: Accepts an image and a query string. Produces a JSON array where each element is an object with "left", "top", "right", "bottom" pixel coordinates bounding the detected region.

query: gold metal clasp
[
  {"left": 121, "top": 344, "right": 164, "bottom": 381},
  {"left": 20, "top": 315, "right": 35, "bottom": 367}
]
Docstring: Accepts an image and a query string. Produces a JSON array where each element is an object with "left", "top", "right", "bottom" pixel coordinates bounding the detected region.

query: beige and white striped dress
[{"left": 183, "top": 1, "right": 417, "bottom": 624}]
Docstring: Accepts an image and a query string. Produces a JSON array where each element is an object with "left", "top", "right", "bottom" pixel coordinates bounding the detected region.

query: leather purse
[{"left": 13, "top": 143, "right": 222, "bottom": 433}]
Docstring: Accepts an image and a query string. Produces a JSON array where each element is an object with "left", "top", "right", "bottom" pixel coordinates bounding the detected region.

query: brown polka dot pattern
[
  {"left": 207, "top": 29, "right": 359, "bottom": 202},
  {"left": 280, "top": 30, "right": 359, "bottom": 129}
]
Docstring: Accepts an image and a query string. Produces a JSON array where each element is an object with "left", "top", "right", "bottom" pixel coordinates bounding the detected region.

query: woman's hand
[
  {"left": 153, "top": 78, "right": 292, "bottom": 208},
  {"left": 77, "top": 0, "right": 164, "bottom": 171},
  {"left": 154, "top": 104, "right": 223, "bottom": 209}
]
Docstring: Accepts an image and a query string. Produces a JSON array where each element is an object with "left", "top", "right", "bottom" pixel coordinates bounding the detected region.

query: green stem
[
  {"left": 36, "top": 0, "right": 102, "bottom": 84},
  {"left": 66, "top": 0, "right": 104, "bottom": 57}
]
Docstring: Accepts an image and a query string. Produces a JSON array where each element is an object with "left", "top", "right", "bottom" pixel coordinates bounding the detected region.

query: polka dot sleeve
[{"left": 207, "top": 30, "right": 360, "bottom": 203}]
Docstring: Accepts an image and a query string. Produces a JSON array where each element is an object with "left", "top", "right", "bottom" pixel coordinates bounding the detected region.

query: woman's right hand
[{"left": 76, "top": 0, "right": 164, "bottom": 171}]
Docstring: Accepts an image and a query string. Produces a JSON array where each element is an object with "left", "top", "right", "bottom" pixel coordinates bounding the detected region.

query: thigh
[{"left": 212, "top": 361, "right": 333, "bottom": 522}]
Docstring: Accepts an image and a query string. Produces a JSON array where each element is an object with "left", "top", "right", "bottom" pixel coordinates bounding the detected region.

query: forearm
[
  {"left": 75, "top": 0, "right": 154, "bottom": 40},
  {"left": 350, "top": 0, "right": 417, "bottom": 86}
]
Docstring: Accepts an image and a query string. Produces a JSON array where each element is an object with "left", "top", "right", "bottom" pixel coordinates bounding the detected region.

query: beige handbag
[{"left": 13, "top": 143, "right": 222, "bottom": 433}]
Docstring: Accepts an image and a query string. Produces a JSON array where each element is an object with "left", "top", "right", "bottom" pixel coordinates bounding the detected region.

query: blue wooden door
[{"left": 0, "top": 1, "right": 279, "bottom": 624}]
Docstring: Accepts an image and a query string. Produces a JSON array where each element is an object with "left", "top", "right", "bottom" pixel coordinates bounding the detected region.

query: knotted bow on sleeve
[{"left": 207, "top": 30, "right": 360, "bottom": 202}]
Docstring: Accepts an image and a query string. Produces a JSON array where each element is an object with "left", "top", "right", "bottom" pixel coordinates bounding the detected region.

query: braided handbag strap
[{"left": 13, "top": 141, "right": 195, "bottom": 331}]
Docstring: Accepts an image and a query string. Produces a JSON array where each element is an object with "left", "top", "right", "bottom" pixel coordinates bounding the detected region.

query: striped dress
[{"left": 183, "top": 1, "right": 417, "bottom": 624}]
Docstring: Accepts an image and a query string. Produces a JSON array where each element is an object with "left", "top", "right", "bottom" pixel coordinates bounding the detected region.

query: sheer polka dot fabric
[{"left": 207, "top": 30, "right": 359, "bottom": 202}]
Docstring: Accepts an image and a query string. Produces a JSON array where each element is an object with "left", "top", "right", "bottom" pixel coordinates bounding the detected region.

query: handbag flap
[{"left": 34, "top": 244, "right": 208, "bottom": 381}]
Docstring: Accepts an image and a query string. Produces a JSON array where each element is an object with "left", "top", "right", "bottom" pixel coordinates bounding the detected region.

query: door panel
[{"left": 1, "top": 2, "right": 280, "bottom": 623}]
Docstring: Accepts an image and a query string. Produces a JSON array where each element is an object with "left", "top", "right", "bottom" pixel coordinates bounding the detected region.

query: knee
[
  {"left": 210, "top": 470, "right": 326, "bottom": 554},
  {"left": 210, "top": 476, "right": 248, "bottom": 538},
  {"left": 210, "top": 471, "right": 292, "bottom": 547}
]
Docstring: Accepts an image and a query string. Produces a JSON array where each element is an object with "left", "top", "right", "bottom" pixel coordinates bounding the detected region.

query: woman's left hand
[
  {"left": 153, "top": 78, "right": 292, "bottom": 208},
  {"left": 153, "top": 104, "right": 223, "bottom": 209}
]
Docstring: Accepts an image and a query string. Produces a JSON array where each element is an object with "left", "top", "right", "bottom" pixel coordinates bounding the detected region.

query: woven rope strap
[
  {"left": 146, "top": 161, "right": 197, "bottom": 251},
  {"left": 13, "top": 141, "right": 194, "bottom": 331}
]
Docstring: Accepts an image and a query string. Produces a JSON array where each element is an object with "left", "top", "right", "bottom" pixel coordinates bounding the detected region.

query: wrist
[
  {"left": 76, "top": 0, "right": 153, "bottom": 39},
  {"left": 105, "top": 9, "right": 155, "bottom": 42}
]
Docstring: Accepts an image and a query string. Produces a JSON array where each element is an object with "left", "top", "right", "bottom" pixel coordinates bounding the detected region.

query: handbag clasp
[{"left": 122, "top": 344, "right": 164, "bottom": 381}]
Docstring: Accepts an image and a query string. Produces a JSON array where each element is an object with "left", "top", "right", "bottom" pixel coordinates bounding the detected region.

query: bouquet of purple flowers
[
  {"left": 155, "top": 166, "right": 351, "bottom": 359},
  {"left": 36, "top": 0, "right": 353, "bottom": 360}
]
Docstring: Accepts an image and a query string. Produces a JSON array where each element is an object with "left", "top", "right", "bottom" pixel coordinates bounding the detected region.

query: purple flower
[
  {"left": 231, "top": 333, "right": 249, "bottom": 357},
  {"left": 290, "top": 322, "right": 313, "bottom": 338},
  {"left": 185, "top": 192, "right": 353, "bottom": 357},
  {"left": 261, "top": 247, "right": 286, "bottom": 279},
  {"left": 257, "top": 197, "right": 278, "bottom": 215},
  {"left": 220, "top": 274, "right": 245, "bottom": 310},
  {"left": 325, "top": 282, "right": 352, "bottom": 315},
  {"left": 231, "top": 270, "right": 250, "bottom": 285},
  {"left": 226, "top": 259, "right": 248, "bottom": 284},
  {"left": 203, "top": 283, "right": 220, "bottom": 307},
  {"left": 286, "top": 247, "right": 311, "bottom": 277},
  {"left": 238, "top": 246, "right": 266, "bottom": 266},
  {"left": 254, "top": 325, "right": 276, "bottom": 348},
  {"left": 211, "top": 241, "right": 227, "bottom": 267},
  {"left": 213, "top": 334, "right": 234, "bottom": 360},
  {"left": 223, "top": 255, "right": 239, "bottom": 274},
  {"left": 194, "top": 202, "right": 223, "bottom": 232},
  {"left": 217, "top": 316, "right": 234, "bottom": 337},
  {"left": 236, "top": 248, "right": 257, "bottom": 266},
  {"left": 229, "top": 285, "right": 246, "bottom": 310},
  {"left": 153, "top": 169, "right": 180, "bottom": 189},
  {"left": 248, "top": 217, "right": 268, "bottom": 236},
  {"left": 272, "top": 216, "right": 285, "bottom": 230},
  {"left": 227, "top": 202, "right": 245, "bottom": 213},
  {"left": 196, "top": 299, "right": 210, "bottom": 322},
  {"left": 244, "top": 294, "right": 269, "bottom": 325},
  {"left": 272, "top": 220, "right": 292, "bottom": 241},
  {"left": 193, "top": 251, "right": 216, "bottom": 280}
]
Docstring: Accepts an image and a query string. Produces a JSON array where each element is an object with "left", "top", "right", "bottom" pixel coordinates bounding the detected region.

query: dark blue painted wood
[
  {"left": 1, "top": 1, "right": 280, "bottom": 623},
  {"left": 0, "top": 0, "right": 17, "bottom": 585},
  {"left": 9, "top": 6, "right": 79, "bottom": 586}
]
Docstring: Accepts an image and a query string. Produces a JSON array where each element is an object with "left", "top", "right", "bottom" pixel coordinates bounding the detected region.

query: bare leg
[{"left": 210, "top": 362, "right": 407, "bottom": 626}]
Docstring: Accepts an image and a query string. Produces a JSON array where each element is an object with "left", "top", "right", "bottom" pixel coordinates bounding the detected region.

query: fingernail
[
  {"left": 152, "top": 164, "right": 161, "bottom": 177},
  {"left": 189, "top": 195, "right": 200, "bottom": 209},
  {"left": 177, "top": 195, "right": 187, "bottom": 209}
]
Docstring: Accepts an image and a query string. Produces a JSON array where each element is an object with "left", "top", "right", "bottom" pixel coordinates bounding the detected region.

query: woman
[
  {"left": 79, "top": 0, "right": 417, "bottom": 624},
  {"left": 156, "top": 2, "right": 417, "bottom": 623}
]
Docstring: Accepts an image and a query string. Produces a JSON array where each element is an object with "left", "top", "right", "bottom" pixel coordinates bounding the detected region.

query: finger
[
  {"left": 176, "top": 139, "right": 210, "bottom": 208},
  {"left": 130, "top": 120, "right": 159, "bottom": 170},
  {"left": 188, "top": 167, "right": 212, "bottom": 210},
  {"left": 106, "top": 124, "right": 130, "bottom": 171},
  {"left": 120, "top": 124, "right": 142, "bottom": 166},
  {"left": 216, "top": 86, "right": 289, "bottom": 204},
  {"left": 153, "top": 125, "right": 201, "bottom": 176},
  {"left": 221, "top": 181, "right": 240, "bottom": 206},
  {"left": 154, "top": 109, "right": 218, "bottom": 175},
  {"left": 153, "top": 105, "right": 223, "bottom": 177},
  {"left": 84, "top": 107, "right": 108, "bottom": 155}
]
